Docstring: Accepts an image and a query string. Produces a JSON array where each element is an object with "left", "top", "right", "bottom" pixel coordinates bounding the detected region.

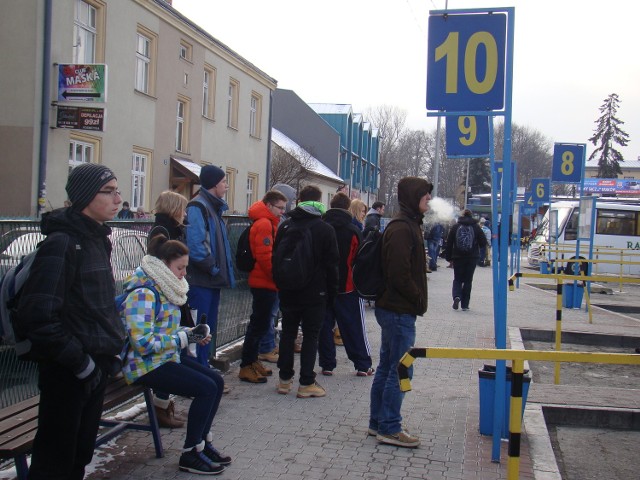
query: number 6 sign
[
  {"left": 427, "top": 13, "right": 507, "bottom": 111},
  {"left": 530, "top": 178, "right": 550, "bottom": 204}
]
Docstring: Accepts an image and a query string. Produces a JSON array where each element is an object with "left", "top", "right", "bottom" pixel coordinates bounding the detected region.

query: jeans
[
  {"left": 134, "top": 356, "right": 224, "bottom": 449},
  {"left": 187, "top": 286, "right": 221, "bottom": 366},
  {"left": 369, "top": 307, "right": 416, "bottom": 436},
  {"left": 29, "top": 362, "right": 109, "bottom": 480},
  {"left": 318, "top": 292, "right": 372, "bottom": 372},
  {"left": 259, "top": 296, "right": 280, "bottom": 354},
  {"left": 278, "top": 303, "right": 325, "bottom": 386},
  {"left": 241, "top": 288, "right": 278, "bottom": 367},
  {"left": 426, "top": 239, "right": 441, "bottom": 270},
  {"left": 452, "top": 257, "right": 478, "bottom": 309}
]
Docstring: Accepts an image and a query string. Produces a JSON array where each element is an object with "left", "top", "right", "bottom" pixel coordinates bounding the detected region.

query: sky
[{"left": 172, "top": 0, "right": 640, "bottom": 163}]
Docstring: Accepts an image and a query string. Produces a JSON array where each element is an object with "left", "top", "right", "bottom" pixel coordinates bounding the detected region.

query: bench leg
[
  {"left": 14, "top": 454, "right": 29, "bottom": 480},
  {"left": 143, "top": 388, "right": 164, "bottom": 458}
]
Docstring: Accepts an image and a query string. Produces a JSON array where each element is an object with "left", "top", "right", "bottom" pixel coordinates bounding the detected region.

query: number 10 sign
[{"left": 427, "top": 13, "right": 507, "bottom": 111}]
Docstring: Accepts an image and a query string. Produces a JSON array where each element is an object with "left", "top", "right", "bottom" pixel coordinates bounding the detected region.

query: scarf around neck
[{"left": 140, "top": 255, "right": 189, "bottom": 306}]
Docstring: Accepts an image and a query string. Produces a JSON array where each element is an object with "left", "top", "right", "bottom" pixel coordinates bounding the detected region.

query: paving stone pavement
[{"left": 81, "top": 256, "right": 639, "bottom": 480}]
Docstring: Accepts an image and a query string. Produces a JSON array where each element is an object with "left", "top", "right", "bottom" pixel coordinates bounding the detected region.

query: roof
[
  {"left": 171, "top": 157, "right": 201, "bottom": 178},
  {"left": 271, "top": 128, "right": 343, "bottom": 182},
  {"left": 307, "top": 103, "right": 352, "bottom": 115},
  {"left": 585, "top": 158, "right": 640, "bottom": 169}
]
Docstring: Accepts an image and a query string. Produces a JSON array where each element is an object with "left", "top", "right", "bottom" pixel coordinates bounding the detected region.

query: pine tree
[{"left": 588, "top": 93, "right": 630, "bottom": 178}]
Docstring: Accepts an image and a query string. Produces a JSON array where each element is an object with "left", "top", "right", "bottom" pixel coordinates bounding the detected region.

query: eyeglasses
[
  {"left": 270, "top": 204, "right": 286, "bottom": 211},
  {"left": 97, "top": 189, "right": 122, "bottom": 198}
]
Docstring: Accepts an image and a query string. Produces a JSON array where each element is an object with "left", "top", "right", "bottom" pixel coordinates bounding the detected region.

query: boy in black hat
[
  {"left": 186, "top": 165, "right": 236, "bottom": 367},
  {"left": 17, "top": 163, "right": 126, "bottom": 479}
]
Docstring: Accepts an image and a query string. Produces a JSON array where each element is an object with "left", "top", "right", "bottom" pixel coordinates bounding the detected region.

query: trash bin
[
  {"left": 562, "top": 283, "right": 584, "bottom": 308},
  {"left": 478, "top": 364, "right": 531, "bottom": 438},
  {"left": 539, "top": 261, "right": 549, "bottom": 274}
]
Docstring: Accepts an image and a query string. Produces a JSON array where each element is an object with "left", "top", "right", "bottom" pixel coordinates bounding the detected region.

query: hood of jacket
[
  {"left": 41, "top": 207, "right": 112, "bottom": 242},
  {"left": 458, "top": 215, "right": 477, "bottom": 226},
  {"left": 288, "top": 204, "right": 323, "bottom": 221},
  {"left": 248, "top": 200, "right": 280, "bottom": 225},
  {"left": 122, "top": 266, "right": 156, "bottom": 293},
  {"left": 397, "top": 177, "right": 432, "bottom": 222},
  {"left": 323, "top": 208, "right": 353, "bottom": 228}
]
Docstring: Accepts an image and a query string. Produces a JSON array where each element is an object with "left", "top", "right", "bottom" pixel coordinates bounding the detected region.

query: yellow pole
[{"left": 507, "top": 359, "right": 525, "bottom": 480}]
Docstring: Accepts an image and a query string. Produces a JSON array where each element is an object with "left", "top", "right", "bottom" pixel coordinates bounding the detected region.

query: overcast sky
[{"left": 172, "top": 0, "right": 639, "bottom": 163}]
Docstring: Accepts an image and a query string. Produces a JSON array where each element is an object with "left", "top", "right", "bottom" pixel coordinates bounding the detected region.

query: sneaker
[
  {"left": 155, "top": 401, "right": 185, "bottom": 429},
  {"left": 203, "top": 443, "right": 232, "bottom": 466},
  {"left": 179, "top": 448, "right": 225, "bottom": 475},
  {"left": 376, "top": 430, "right": 420, "bottom": 448},
  {"left": 297, "top": 381, "right": 326, "bottom": 398},
  {"left": 258, "top": 349, "right": 279, "bottom": 363},
  {"left": 238, "top": 365, "right": 267, "bottom": 384},
  {"left": 461, "top": 307, "right": 469, "bottom": 311},
  {"left": 277, "top": 378, "right": 293, "bottom": 395},
  {"left": 452, "top": 297, "right": 460, "bottom": 310},
  {"left": 367, "top": 427, "right": 378, "bottom": 436},
  {"left": 356, "top": 368, "right": 375, "bottom": 377},
  {"left": 334, "top": 329, "right": 344, "bottom": 346},
  {"left": 252, "top": 360, "right": 273, "bottom": 377},
  {"left": 222, "top": 384, "right": 231, "bottom": 394},
  {"left": 321, "top": 369, "right": 333, "bottom": 376}
]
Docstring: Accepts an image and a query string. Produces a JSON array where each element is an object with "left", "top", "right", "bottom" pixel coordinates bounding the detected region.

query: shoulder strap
[{"left": 187, "top": 200, "right": 210, "bottom": 232}]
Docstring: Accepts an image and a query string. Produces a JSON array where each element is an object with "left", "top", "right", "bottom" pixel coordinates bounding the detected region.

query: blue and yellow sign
[
  {"left": 445, "top": 115, "right": 490, "bottom": 157},
  {"left": 530, "top": 178, "right": 550, "bottom": 204},
  {"left": 551, "top": 143, "right": 584, "bottom": 183},
  {"left": 427, "top": 13, "right": 506, "bottom": 111}
]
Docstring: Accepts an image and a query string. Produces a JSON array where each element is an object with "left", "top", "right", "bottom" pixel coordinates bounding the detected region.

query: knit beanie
[
  {"left": 66, "top": 163, "right": 117, "bottom": 211},
  {"left": 200, "top": 165, "right": 225, "bottom": 190}
]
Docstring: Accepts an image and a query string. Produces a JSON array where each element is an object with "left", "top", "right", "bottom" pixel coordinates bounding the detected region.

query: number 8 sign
[
  {"left": 427, "top": 13, "right": 507, "bottom": 111},
  {"left": 552, "top": 143, "right": 584, "bottom": 183}
]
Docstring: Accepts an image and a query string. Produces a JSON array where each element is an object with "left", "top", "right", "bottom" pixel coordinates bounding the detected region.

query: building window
[
  {"left": 73, "top": 0, "right": 105, "bottom": 63},
  {"left": 183, "top": 72, "right": 189, "bottom": 87},
  {"left": 131, "top": 149, "right": 150, "bottom": 209},
  {"left": 179, "top": 40, "right": 192, "bottom": 61},
  {"left": 176, "top": 96, "right": 190, "bottom": 152},
  {"left": 246, "top": 173, "right": 258, "bottom": 211},
  {"left": 202, "top": 65, "right": 216, "bottom": 118},
  {"left": 135, "top": 33, "right": 150, "bottom": 93},
  {"left": 227, "top": 79, "right": 239, "bottom": 129},
  {"left": 225, "top": 167, "right": 236, "bottom": 211},
  {"left": 249, "top": 93, "right": 262, "bottom": 138},
  {"left": 68, "top": 133, "right": 101, "bottom": 174}
]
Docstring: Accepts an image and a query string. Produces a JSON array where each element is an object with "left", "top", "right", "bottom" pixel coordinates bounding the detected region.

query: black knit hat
[
  {"left": 200, "top": 165, "right": 225, "bottom": 190},
  {"left": 66, "top": 163, "right": 117, "bottom": 211}
]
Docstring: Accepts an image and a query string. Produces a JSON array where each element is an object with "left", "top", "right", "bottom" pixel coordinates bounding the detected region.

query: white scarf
[{"left": 141, "top": 255, "right": 189, "bottom": 306}]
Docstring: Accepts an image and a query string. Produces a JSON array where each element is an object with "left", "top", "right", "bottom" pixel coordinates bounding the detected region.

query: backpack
[
  {"left": 272, "top": 220, "right": 316, "bottom": 291},
  {"left": 455, "top": 224, "right": 475, "bottom": 253},
  {"left": 0, "top": 234, "right": 81, "bottom": 359},
  {"left": 352, "top": 219, "right": 411, "bottom": 300},
  {"left": 236, "top": 221, "right": 276, "bottom": 273}
]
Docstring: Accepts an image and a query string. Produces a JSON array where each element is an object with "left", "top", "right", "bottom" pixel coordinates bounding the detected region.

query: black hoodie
[{"left": 17, "top": 208, "right": 125, "bottom": 374}]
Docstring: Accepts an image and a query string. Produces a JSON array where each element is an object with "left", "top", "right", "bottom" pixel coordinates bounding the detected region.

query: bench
[{"left": 0, "top": 376, "right": 163, "bottom": 480}]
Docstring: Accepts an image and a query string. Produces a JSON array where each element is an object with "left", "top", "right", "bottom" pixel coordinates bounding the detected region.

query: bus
[{"left": 527, "top": 199, "right": 640, "bottom": 275}]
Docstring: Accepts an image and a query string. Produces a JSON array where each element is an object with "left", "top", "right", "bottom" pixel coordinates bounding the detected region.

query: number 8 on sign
[{"left": 552, "top": 144, "right": 584, "bottom": 183}]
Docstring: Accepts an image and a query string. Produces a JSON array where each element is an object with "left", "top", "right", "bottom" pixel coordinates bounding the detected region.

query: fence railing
[{"left": 0, "top": 216, "right": 252, "bottom": 408}]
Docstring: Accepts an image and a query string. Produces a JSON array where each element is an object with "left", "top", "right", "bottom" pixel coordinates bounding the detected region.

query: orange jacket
[{"left": 247, "top": 201, "right": 280, "bottom": 290}]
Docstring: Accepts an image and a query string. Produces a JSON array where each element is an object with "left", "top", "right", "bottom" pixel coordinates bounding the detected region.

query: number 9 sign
[
  {"left": 552, "top": 143, "right": 584, "bottom": 183},
  {"left": 427, "top": 13, "right": 507, "bottom": 111},
  {"left": 445, "top": 115, "right": 489, "bottom": 157}
]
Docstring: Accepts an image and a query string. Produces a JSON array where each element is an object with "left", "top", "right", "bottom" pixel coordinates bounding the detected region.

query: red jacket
[{"left": 247, "top": 201, "right": 280, "bottom": 290}]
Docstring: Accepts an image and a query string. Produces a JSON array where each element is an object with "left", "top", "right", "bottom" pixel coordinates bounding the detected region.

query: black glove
[
  {"left": 80, "top": 365, "right": 103, "bottom": 395},
  {"left": 186, "top": 324, "right": 210, "bottom": 344}
]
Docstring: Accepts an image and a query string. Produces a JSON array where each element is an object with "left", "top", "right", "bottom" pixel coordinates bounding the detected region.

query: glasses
[
  {"left": 270, "top": 204, "right": 286, "bottom": 211},
  {"left": 97, "top": 189, "right": 122, "bottom": 198}
]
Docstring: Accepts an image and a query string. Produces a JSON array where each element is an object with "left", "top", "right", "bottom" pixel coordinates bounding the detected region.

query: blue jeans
[
  {"left": 134, "top": 356, "right": 224, "bottom": 449},
  {"left": 187, "top": 286, "right": 221, "bottom": 366},
  {"left": 369, "top": 307, "right": 416, "bottom": 436},
  {"left": 427, "top": 239, "right": 441, "bottom": 270},
  {"left": 259, "top": 296, "right": 280, "bottom": 354}
]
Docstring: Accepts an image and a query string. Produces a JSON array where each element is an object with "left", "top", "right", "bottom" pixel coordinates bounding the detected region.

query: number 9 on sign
[
  {"left": 445, "top": 115, "right": 489, "bottom": 157},
  {"left": 552, "top": 144, "right": 584, "bottom": 183}
]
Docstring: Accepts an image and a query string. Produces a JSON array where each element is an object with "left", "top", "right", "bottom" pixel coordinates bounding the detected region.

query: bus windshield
[{"left": 534, "top": 206, "right": 573, "bottom": 242}]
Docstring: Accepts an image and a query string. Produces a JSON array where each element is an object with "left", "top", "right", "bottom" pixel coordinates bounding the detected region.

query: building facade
[{"left": 0, "top": 0, "right": 276, "bottom": 216}]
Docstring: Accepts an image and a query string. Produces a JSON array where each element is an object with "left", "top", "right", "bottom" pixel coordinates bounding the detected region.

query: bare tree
[{"left": 269, "top": 144, "right": 316, "bottom": 188}]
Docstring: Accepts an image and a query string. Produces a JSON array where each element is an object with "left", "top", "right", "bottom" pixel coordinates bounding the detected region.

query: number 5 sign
[
  {"left": 552, "top": 143, "right": 584, "bottom": 183},
  {"left": 427, "top": 13, "right": 507, "bottom": 111}
]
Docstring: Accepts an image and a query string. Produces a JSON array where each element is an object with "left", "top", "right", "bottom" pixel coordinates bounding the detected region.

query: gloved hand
[
  {"left": 186, "top": 323, "right": 210, "bottom": 344},
  {"left": 80, "top": 365, "right": 103, "bottom": 395}
]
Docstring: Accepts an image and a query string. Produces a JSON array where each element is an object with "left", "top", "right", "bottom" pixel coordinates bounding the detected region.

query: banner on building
[
  {"left": 57, "top": 64, "right": 107, "bottom": 102},
  {"left": 56, "top": 105, "right": 105, "bottom": 131}
]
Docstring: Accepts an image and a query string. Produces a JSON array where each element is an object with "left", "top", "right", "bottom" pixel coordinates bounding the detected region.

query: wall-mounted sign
[
  {"left": 57, "top": 105, "right": 105, "bottom": 131},
  {"left": 57, "top": 64, "right": 107, "bottom": 102}
]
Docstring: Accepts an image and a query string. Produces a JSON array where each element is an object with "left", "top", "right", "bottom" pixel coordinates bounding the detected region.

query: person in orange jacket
[{"left": 238, "top": 190, "right": 288, "bottom": 383}]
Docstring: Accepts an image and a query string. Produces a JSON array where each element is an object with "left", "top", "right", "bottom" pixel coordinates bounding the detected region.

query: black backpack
[
  {"left": 235, "top": 223, "right": 255, "bottom": 273},
  {"left": 272, "top": 220, "right": 316, "bottom": 291},
  {"left": 455, "top": 224, "right": 475, "bottom": 253},
  {"left": 352, "top": 219, "right": 411, "bottom": 300}
]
